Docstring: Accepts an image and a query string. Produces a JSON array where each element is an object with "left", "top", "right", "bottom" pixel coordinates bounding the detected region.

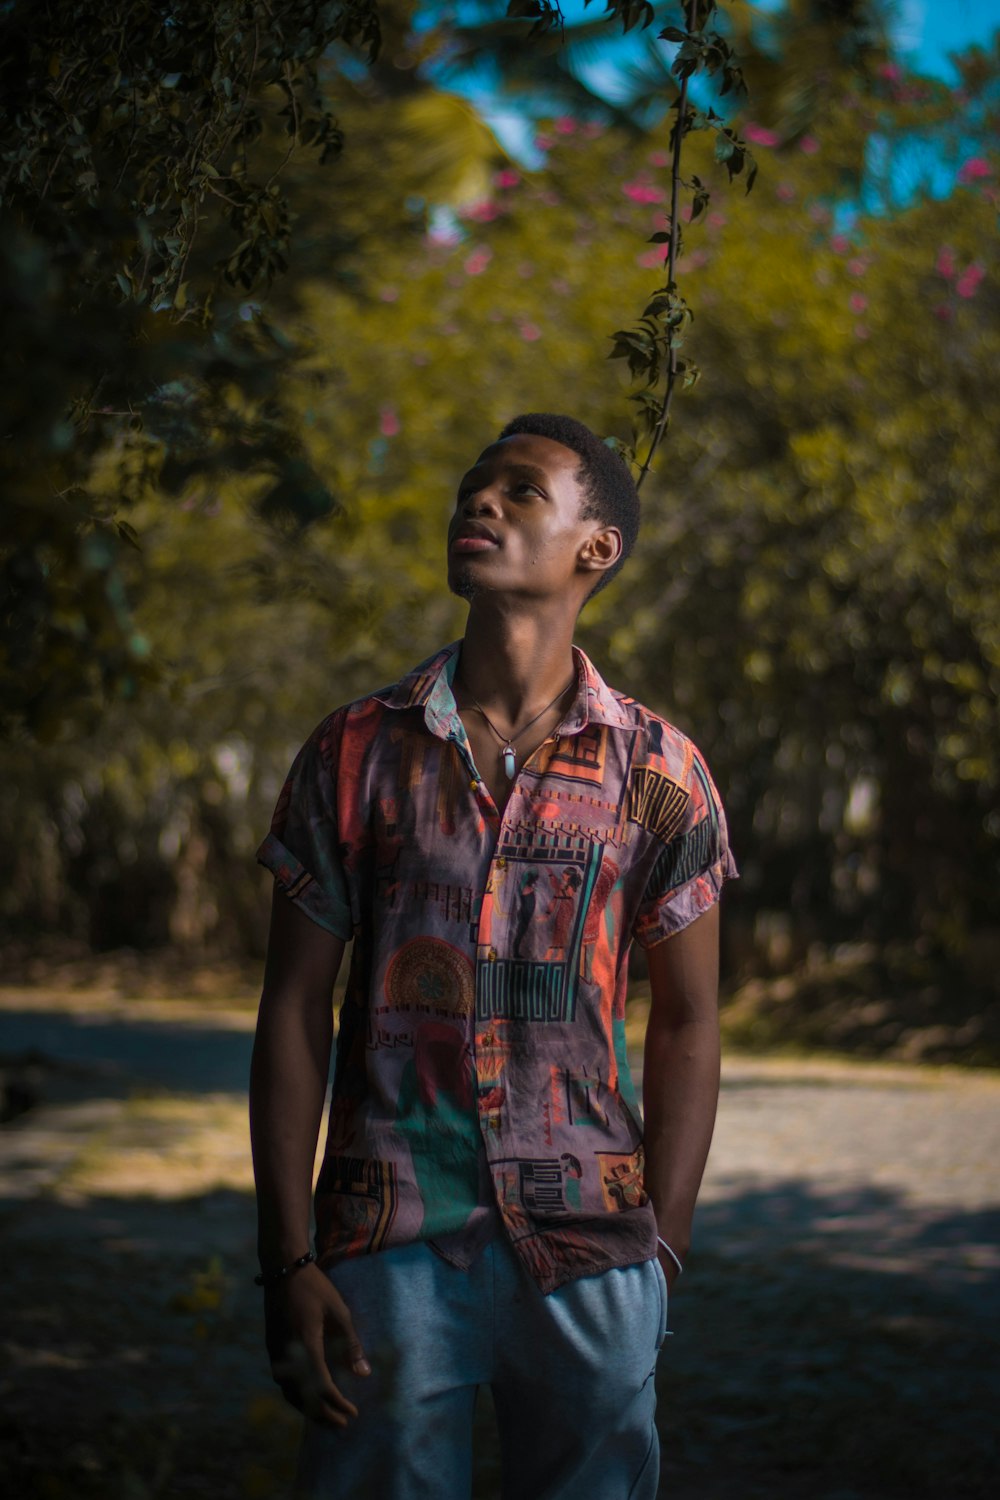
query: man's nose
[{"left": 462, "top": 485, "right": 502, "bottom": 515}]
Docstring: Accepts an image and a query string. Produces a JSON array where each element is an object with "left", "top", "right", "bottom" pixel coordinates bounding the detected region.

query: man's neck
[{"left": 454, "top": 603, "right": 578, "bottom": 728}]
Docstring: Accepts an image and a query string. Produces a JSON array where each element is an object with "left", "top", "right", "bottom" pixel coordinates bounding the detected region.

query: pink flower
[
  {"left": 464, "top": 247, "right": 492, "bottom": 277},
  {"left": 637, "top": 248, "right": 664, "bottom": 269},
  {"left": 809, "top": 203, "right": 832, "bottom": 223},
  {"left": 519, "top": 323, "right": 541, "bottom": 342},
  {"left": 707, "top": 211, "right": 727, "bottom": 229},
  {"left": 878, "top": 62, "right": 902, "bottom": 82},
  {"left": 849, "top": 292, "right": 868, "bottom": 313},
  {"left": 847, "top": 257, "right": 867, "bottom": 276},
  {"left": 831, "top": 233, "right": 850, "bottom": 253},
  {"left": 623, "top": 181, "right": 663, "bottom": 204},
  {"left": 932, "top": 303, "right": 952, "bottom": 321},
  {"left": 554, "top": 116, "right": 577, "bottom": 135},
  {"left": 956, "top": 263, "right": 985, "bottom": 298},
  {"left": 799, "top": 134, "right": 820, "bottom": 155},
  {"left": 936, "top": 247, "right": 956, "bottom": 278},
  {"left": 534, "top": 134, "right": 554, "bottom": 152},
  {"left": 379, "top": 407, "right": 400, "bottom": 438},
  {"left": 648, "top": 150, "right": 670, "bottom": 168},
  {"left": 379, "top": 286, "right": 399, "bottom": 302},
  {"left": 581, "top": 121, "right": 603, "bottom": 139},
  {"left": 494, "top": 168, "right": 521, "bottom": 189},
  {"left": 776, "top": 182, "right": 796, "bottom": 201},
  {"left": 957, "top": 156, "right": 992, "bottom": 184},
  {"left": 464, "top": 199, "right": 500, "bottom": 223},
  {"left": 854, "top": 323, "right": 870, "bottom": 340},
  {"left": 681, "top": 203, "right": 693, "bottom": 221},
  {"left": 743, "top": 121, "right": 780, "bottom": 147}
]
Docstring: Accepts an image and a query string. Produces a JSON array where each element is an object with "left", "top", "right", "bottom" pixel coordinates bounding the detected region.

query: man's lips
[
  {"left": 449, "top": 520, "right": 500, "bottom": 551},
  {"left": 449, "top": 536, "right": 500, "bottom": 553}
]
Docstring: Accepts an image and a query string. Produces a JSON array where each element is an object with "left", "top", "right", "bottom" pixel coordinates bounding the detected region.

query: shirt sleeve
[
  {"left": 255, "top": 713, "right": 354, "bottom": 941},
  {"left": 630, "top": 743, "right": 738, "bottom": 950}
]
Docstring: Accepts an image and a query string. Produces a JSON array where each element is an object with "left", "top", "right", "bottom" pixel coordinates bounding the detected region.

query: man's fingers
[
  {"left": 324, "top": 1294, "right": 371, "bottom": 1377},
  {"left": 346, "top": 1330, "right": 371, "bottom": 1377},
  {"left": 272, "top": 1338, "right": 359, "bottom": 1425},
  {"left": 302, "top": 1331, "right": 360, "bottom": 1418}
]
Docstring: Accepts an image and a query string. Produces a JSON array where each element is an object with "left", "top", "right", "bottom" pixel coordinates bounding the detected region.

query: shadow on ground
[
  {"left": 0, "top": 1182, "right": 996, "bottom": 1499},
  {"left": 0, "top": 1005, "right": 256, "bottom": 1103},
  {"left": 1, "top": 999, "right": 997, "bottom": 1498}
]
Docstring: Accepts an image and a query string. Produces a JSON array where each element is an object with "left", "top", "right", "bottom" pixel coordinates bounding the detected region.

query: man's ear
[{"left": 579, "top": 526, "right": 623, "bottom": 580}]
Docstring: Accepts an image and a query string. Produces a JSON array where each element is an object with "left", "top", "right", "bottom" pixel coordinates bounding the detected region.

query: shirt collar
[{"left": 371, "top": 638, "right": 638, "bottom": 739}]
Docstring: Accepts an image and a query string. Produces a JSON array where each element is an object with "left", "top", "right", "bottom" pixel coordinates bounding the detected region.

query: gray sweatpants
[{"left": 294, "top": 1232, "right": 668, "bottom": 1500}]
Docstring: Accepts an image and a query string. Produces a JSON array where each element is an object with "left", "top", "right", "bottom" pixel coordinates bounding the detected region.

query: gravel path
[
  {"left": 1, "top": 990, "right": 998, "bottom": 1498},
  {"left": 700, "top": 1055, "right": 1000, "bottom": 1285}
]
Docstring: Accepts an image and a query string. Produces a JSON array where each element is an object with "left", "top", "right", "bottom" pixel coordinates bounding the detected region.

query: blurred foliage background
[{"left": 2, "top": 0, "right": 998, "bottom": 1060}]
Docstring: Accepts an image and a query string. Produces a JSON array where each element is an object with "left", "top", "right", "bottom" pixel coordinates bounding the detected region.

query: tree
[
  {"left": 3, "top": 3, "right": 996, "bottom": 1004},
  {"left": 0, "top": 0, "right": 381, "bottom": 735}
]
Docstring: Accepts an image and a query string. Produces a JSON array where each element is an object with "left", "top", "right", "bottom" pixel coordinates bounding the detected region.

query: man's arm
[
  {"left": 641, "top": 901, "right": 722, "bottom": 1290},
  {"left": 249, "top": 884, "right": 369, "bottom": 1427}
]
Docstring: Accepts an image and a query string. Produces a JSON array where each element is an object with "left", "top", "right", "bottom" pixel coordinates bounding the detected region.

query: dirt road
[{"left": 1, "top": 989, "right": 997, "bottom": 1498}]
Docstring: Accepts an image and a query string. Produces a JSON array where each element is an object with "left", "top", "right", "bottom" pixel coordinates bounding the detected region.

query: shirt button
[{"left": 487, "top": 947, "right": 497, "bottom": 962}]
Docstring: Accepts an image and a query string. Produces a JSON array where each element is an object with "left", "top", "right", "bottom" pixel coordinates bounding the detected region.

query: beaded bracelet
[{"left": 254, "top": 1249, "right": 317, "bottom": 1288}]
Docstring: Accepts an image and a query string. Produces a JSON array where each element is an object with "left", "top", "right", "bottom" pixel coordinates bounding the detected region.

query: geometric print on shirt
[{"left": 257, "top": 637, "right": 738, "bottom": 1292}]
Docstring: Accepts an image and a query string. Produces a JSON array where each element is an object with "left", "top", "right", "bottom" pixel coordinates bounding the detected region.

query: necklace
[{"left": 456, "top": 661, "right": 577, "bottom": 781}]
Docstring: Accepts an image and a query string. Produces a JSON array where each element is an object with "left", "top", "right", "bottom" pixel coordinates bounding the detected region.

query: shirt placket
[{"left": 445, "top": 708, "right": 590, "bottom": 1224}]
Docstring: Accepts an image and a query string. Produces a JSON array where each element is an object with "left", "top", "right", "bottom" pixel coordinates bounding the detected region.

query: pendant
[{"left": 502, "top": 745, "right": 517, "bottom": 780}]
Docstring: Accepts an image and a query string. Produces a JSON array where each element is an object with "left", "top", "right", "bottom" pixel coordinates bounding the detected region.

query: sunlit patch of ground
[{"left": 1, "top": 985, "right": 999, "bottom": 1498}]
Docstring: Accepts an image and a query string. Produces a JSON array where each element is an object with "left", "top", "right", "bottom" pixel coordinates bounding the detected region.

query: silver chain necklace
[{"left": 455, "top": 661, "right": 576, "bottom": 781}]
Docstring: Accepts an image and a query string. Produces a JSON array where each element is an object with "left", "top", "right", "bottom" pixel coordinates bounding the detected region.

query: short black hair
[{"left": 496, "top": 413, "right": 640, "bottom": 601}]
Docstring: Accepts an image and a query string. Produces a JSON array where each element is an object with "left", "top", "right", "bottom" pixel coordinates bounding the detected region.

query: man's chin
[{"left": 447, "top": 565, "right": 480, "bottom": 602}]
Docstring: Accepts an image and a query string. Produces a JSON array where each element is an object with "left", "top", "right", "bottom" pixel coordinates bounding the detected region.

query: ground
[{"left": 1, "top": 980, "right": 998, "bottom": 1499}]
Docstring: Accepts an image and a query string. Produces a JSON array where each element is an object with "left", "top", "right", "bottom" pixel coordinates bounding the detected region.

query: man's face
[{"left": 446, "top": 433, "right": 618, "bottom": 604}]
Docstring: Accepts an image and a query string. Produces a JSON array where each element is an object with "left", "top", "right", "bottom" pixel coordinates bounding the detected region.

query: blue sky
[
  {"left": 655, "top": 0, "right": 1000, "bottom": 78},
  {"left": 869, "top": 0, "right": 1000, "bottom": 81},
  {"left": 448, "top": 1, "right": 1000, "bottom": 193},
  {"left": 441, "top": 1, "right": 1000, "bottom": 163}
]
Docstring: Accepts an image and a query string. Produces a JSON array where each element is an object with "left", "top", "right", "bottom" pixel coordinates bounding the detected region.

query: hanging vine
[{"left": 513, "top": 0, "right": 756, "bottom": 485}]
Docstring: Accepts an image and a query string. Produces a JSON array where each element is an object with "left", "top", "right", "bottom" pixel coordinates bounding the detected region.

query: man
[{"left": 250, "top": 412, "right": 738, "bottom": 1500}]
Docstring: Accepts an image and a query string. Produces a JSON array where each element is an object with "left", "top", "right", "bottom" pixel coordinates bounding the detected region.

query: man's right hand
[{"left": 264, "top": 1263, "right": 371, "bottom": 1427}]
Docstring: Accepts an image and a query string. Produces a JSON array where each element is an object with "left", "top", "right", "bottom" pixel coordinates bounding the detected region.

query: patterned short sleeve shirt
[{"left": 257, "top": 638, "right": 738, "bottom": 1293}]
